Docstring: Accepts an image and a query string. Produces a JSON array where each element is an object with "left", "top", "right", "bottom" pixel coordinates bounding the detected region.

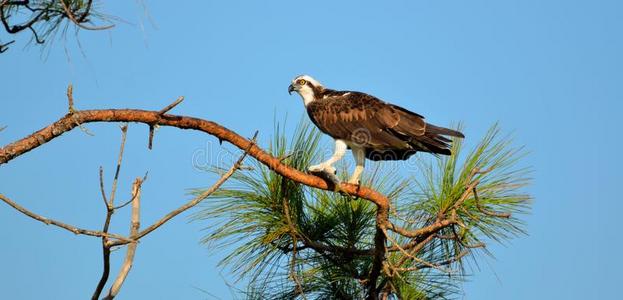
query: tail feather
[{"left": 426, "top": 124, "right": 465, "bottom": 138}]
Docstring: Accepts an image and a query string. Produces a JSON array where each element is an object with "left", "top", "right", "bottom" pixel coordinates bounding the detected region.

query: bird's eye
[{"left": 297, "top": 79, "right": 307, "bottom": 85}]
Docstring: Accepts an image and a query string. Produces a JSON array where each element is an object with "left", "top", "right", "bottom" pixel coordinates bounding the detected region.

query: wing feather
[{"left": 306, "top": 90, "right": 463, "bottom": 159}]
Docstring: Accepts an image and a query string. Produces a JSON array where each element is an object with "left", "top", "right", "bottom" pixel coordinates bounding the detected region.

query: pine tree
[{"left": 194, "top": 119, "right": 531, "bottom": 299}]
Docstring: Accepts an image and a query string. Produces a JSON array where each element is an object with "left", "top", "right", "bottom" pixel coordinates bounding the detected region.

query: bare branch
[
  {"left": 0, "top": 193, "right": 130, "bottom": 242},
  {"left": 113, "top": 172, "right": 148, "bottom": 210},
  {"left": 93, "top": 126, "right": 132, "bottom": 300},
  {"left": 158, "top": 96, "right": 184, "bottom": 115},
  {"left": 105, "top": 178, "right": 142, "bottom": 299},
  {"left": 109, "top": 124, "right": 129, "bottom": 206},
  {"left": 67, "top": 84, "right": 75, "bottom": 113},
  {"left": 99, "top": 166, "right": 108, "bottom": 205}
]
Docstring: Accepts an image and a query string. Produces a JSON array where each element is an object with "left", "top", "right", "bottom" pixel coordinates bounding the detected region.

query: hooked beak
[{"left": 288, "top": 84, "right": 296, "bottom": 95}]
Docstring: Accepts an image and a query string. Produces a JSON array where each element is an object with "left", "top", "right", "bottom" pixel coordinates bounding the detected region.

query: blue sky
[{"left": 1, "top": 0, "right": 621, "bottom": 299}]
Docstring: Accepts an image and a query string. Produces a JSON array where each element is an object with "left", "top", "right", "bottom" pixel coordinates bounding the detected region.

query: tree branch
[
  {"left": 387, "top": 218, "right": 456, "bottom": 239},
  {"left": 0, "top": 109, "right": 389, "bottom": 207},
  {"left": 93, "top": 125, "right": 131, "bottom": 300},
  {"left": 0, "top": 193, "right": 131, "bottom": 242},
  {"left": 366, "top": 201, "right": 390, "bottom": 299},
  {"left": 104, "top": 177, "right": 142, "bottom": 299}
]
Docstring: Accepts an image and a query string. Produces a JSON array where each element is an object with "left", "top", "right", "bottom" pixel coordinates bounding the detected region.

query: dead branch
[
  {"left": 93, "top": 125, "right": 131, "bottom": 300},
  {"left": 0, "top": 193, "right": 130, "bottom": 242},
  {"left": 104, "top": 178, "right": 142, "bottom": 299},
  {"left": 67, "top": 84, "right": 75, "bottom": 113},
  {"left": 158, "top": 96, "right": 184, "bottom": 114}
]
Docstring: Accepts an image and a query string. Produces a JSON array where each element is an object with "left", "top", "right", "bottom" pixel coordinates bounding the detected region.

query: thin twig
[
  {"left": 158, "top": 96, "right": 184, "bottom": 115},
  {"left": 93, "top": 125, "right": 131, "bottom": 300},
  {"left": 0, "top": 193, "right": 130, "bottom": 242},
  {"left": 67, "top": 84, "right": 75, "bottom": 113},
  {"left": 113, "top": 172, "right": 148, "bottom": 210},
  {"left": 109, "top": 124, "right": 128, "bottom": 206},
  {"left": 148, "top": 96, "right": 184, "bottom": 150},
  {"left": 99, "top": 166, "right": 108, "bottom": 206},
  {"left": 0, "top": 40, "right": 14, "bottom": 53}
]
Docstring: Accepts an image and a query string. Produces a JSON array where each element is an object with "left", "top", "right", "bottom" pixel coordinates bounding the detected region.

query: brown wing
[
  {"left": 306, "top": 90, "right": 464, "bottom": 159},
  {"left": 306, "top": 91, "right": 415, "bottom": 149}
]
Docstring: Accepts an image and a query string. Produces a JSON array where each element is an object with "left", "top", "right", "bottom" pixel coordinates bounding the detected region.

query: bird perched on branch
[{"left": 288, "top": 75, "right": 464, "bottom": 184}]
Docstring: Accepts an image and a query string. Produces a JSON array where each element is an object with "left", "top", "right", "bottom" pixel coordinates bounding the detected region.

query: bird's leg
[
  {"left": 308, "top": 139, "right": 347, "bottom": 175},
  {"left": 348, "top": 147, "right": 366, "bottom": 184}
]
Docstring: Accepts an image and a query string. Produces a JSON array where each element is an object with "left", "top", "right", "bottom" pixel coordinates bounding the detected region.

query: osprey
[{"left": 288, "top": 75, "right": 464, "bottom": 184}]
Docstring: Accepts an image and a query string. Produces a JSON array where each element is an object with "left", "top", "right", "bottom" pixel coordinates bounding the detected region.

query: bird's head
[{"left": 288, "top": 75, "right": 324, "bottom": 106}]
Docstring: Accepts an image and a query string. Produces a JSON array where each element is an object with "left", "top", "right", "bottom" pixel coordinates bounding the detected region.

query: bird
[{"left": 288, "top": 75, "right": 464, "bottom": 185}]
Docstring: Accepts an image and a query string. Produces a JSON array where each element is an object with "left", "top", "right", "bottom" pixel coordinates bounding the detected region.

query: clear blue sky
[{"left": 1, "top": 0, "right": 621, "bottom": 299}]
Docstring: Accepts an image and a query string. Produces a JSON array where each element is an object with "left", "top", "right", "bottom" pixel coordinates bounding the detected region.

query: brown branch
[
  {"left": 104, "top": 178, "right": 142, "bottom": 300},
  {"left": 0, "top": 109, "right": 389, "bottom": 207},
  {"left": 387, "top": 218, "right": 456, "bottom": 239},
  {"left": 0, "top": 105, "right": 394, "bottom": 296},
  {"left": 366, "top": 201, "right": 390, "bottom": 299},
  {"left": 394, "top": 234, "right": 436, "bottom": 269},
  {"left": 0, "top": 193, "right": 130, "bottom": 242}
]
